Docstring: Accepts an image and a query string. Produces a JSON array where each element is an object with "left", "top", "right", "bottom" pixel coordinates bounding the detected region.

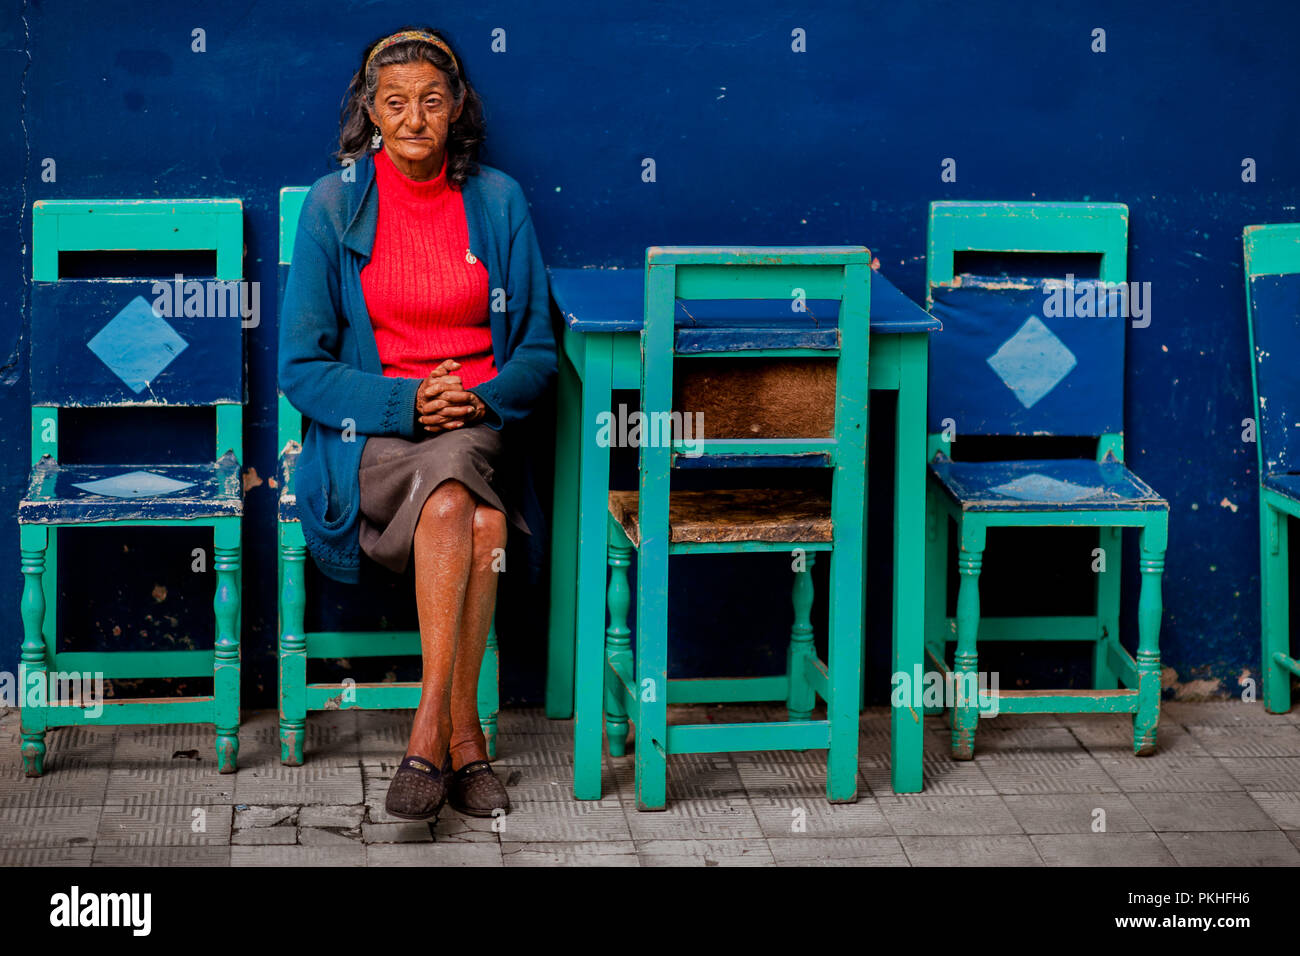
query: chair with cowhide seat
[{"left": 594, "top": 245, "right": 870, "bottom": 810}]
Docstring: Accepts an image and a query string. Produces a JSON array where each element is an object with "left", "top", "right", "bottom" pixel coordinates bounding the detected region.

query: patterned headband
[{"left": 365, "top": 30, "right": 459, "bottom": 77}]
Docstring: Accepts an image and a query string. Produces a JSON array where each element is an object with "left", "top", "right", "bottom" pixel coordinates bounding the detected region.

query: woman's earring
[{"left": 370, "top": 127, "right": 382, "bottom": 149}]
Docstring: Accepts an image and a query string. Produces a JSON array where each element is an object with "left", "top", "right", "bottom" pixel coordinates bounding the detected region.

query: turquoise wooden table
[{"left": 544, "top": 266, "right": 940, "bottom": 796}]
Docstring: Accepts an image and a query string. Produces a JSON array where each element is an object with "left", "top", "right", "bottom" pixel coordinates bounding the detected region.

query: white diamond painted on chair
[
  {"left": 86, "top": 296, "right": 189, "bottom": 394},
  {"left": 71, "top": 471, "right": 196, "bottom": 499},
  {"left": 988, "top": 474, "right": 1101, "bottom": 503},
  {"left": 986, "top": 316, "right": 1077, "bottom": 409}
]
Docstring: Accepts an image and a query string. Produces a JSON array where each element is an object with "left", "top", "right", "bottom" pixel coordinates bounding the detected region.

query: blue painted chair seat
[
  {"left": 929, "top": 457, "right": 1166, "bottom": 512},
  {"left": 1262, "top": 473, "right": 1300, "bottom": 503},
  {"left": 19, "top": 453, "right": 242, "bottom": 524}
]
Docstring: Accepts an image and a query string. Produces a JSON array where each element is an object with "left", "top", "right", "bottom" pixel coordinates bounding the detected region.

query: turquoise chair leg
[
  {"left": 1261, "top": 502, "right": 1293, "bottom": 714},
  {"left": 213, "top": 520, "right": 241, "bottom": 774},
  {"left": 545, "top": 352, "right": 582, "bottom": 719},
  {"left": 786, "top": 553, "right": 816, "bottom": 722},
  {"left": 634, "top": 535, "right": 668, "bottom": 812},
  {"left": 826, "top": 548, "right": 862, "bottom": 803},
  {"left": 19, "top": 524, "right": 48, "bottom": 778},
  {"left": 572, "top": 337, "right": 614, "bottom": 800},
  {"left": 604, "top": 522, "right": 633, "bottom": 757},
  {"left": 922, "top": 488, "right": 948, "bottom": 716},
  {"left": 951, "top": 522, "right": 985, "bottom": 760},
  {"left": 278, "top": 534, "right": 307, "bottom": 766},
  {"left": 477, "top": 620, "right": 500, "bottom": 760},
  {"left": 1134, "top": 523, "right": 1166, "bottom": 756},
  {"left": 1093, "top": 526, "right": 1122, "bottom": 689}
]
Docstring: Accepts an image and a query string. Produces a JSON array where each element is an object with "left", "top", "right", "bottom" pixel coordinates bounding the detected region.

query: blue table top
[{"left": 548, "top": 266, "right": 941, "bottom": 335}]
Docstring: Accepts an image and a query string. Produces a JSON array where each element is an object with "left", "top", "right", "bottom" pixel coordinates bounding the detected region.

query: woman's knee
[
  {"left": 471, "top": 504, "right": 508, "bottom": 559},
  {"left": 416, "top": 480, "right": 475, "bottom": 534}
]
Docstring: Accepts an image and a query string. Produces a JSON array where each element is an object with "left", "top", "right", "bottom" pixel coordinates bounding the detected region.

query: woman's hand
[{"left": 417, "top": 360, "right": 488, "bottom": 433}]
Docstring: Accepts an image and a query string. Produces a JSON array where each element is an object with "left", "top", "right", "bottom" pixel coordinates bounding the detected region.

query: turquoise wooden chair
[
  {"left": 276, "top": 188, "right": 500, "bottom": 765},
  {"left": 923, "top": 201, "right": 1169, "bottom": 758},
  {"left": 18, "top": 199, "right": 245, "bottom": 776},
  {"left": 597, "top": 246, "right": 870, "bottom": 810},
  {"left": 1244, "top": 222, "right": 1300, "bottom": 713}
]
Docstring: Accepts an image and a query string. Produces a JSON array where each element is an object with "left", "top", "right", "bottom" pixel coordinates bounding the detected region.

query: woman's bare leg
[
  {"left": 448, "top": 503, "right": 508, "bottom": 770},
  {"left": 408, "top": 480, "right": 476, "bottom": 763}
]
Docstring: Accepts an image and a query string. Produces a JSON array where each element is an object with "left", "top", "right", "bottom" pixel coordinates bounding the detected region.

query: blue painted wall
[{"left": 3, "top": 0, "right": 1296, "bottom": 705}]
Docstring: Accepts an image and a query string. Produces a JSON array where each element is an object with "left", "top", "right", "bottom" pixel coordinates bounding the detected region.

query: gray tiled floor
[{"left": 2, "top": 701, "right": 1299, "bottom": 866}]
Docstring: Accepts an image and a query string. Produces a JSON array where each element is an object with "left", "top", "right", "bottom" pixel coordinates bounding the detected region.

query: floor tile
[
  {"left": 900, "top": 834, "right": 1042, "bottom": 866},
  {"left": 231, "top": 825, "right": 297, "bottom": 845},
  {"left": 768, "top": 836, "right": 908, "bottom": 866},
  {"left": 93, "top": 845, "right": 232, "bottom": 866},
  {"left": 636, "top": 838, "right": 775, "bottom": 866},
  {"left": 0, "top": 756, "right": 110, "bottom": 810},
  {"left": 239, "top": 710, "right": 359, "bottom": 766},
  {"left": 1096, "top": 755, "right": 1242, "bottom": 793},
  {"left": 0, "top": 846, "right": 94, "bottom": 866},
  {"left": 501, "top": 841, "right": 638, "bottom": 866},
  {"left": 353, "top": 710, "right": 416, "bottom": 759},
  {"left": 1247, "top": 791, "right": 1300, "bottom": 829},
  {"left": 367, "top": 842, "right": 503, "bottom": 866},
  {"left": 0, "top": 805, "right": 101, "bottom": 849},
  {"left": 978, "top": 753, "right": 1119, "bottom": 794},
  {"left": 622, "top": 796, "right": 763, "bottom": 841},
  {"left": 493, "top": 760, "right": 578, "bottom": 803},
  {"left": 877, "top": 795, "right": 1021, "bottom": 836},
  {"left": 749, "top": 794, "right": 891, "bottom": 838},
  {"left": 733, "top": 755, "right": 852, "bottom": 800},
  {"left": 1161, "top": 701, "right": 1293, "bottom": 727},
  {"left": 496, "top": 708, "right": 574, "bottom": 736},
  {"left": 964, "top": 726, "right": 1083, "bottom": 756},
  {"left": 1218, "top": 757, "right": 1300, "bottom": 791},
  {"left": 234, "top": 763, "right": 364, "bottom": 806},
  {"left": 1002, "top": 793, "right": 1149, "bottom": 834},
  {"left": 1032, "top": 832, "right": 1176, "bottom": 866},
  {"left": 1130, "top": 791, "right": 1278, "bottom": 832},
  {"left": 862, "top": 752, "right": 997, "bottom": 797},
  {"left": 1183, "top": 722, "right": 1300, "bottom": 758},
  {"left": 613, "top": 751, "right": 746, "bottom": 801},
  {"left": 230, "top": 844, "right": 366, "bottom": 866},
  {"left": 1158, "top": 829, "right": 1300, "bottom": 866},
  {"left": 496, "top": 798, "right": 633, "bottom": 843},
  {"left": 96, "top": 803, "right": 233, "bottom": 845},
  {"left": 1065, "top": 715, "right": 1210, "bottom": 757},
  {"left": 104, "top": 765, "right": 236, "bottom": 807}
]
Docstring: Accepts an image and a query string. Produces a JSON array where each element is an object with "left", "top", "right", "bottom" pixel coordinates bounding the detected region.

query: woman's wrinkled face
[{"left": 367, "top": 61, "right": 463, "bottom": 177}]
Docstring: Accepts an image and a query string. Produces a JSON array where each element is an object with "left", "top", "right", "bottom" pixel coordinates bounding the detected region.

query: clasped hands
[{"left": 416, "top": 359, "right": 488, "bottom": 434}]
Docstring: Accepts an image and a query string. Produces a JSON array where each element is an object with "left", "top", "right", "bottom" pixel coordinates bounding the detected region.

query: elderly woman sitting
[{"left": 278, "top": 26, "right": 556, "bottom": 822}]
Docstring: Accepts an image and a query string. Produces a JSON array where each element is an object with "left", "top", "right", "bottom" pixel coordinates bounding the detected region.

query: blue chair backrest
[
  {"left": 30, "top": 200, "right": 244, "bottom": 410},
  {"left": 29, "top": 200, "right": 244, "bottom": 465},
  {"left": 1244, "top": 223, "right": 1300, "bottom": 476},
  {"left": 926, "top": 201, "right": 1129, "bottom": 441}
]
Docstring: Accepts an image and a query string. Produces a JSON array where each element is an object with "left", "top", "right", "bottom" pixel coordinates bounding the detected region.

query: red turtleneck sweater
[{"left": 361, "top": 147, "right": 496, "bottom": 390}]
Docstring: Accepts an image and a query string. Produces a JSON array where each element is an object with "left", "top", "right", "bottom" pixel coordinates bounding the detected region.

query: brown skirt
[{"left": 358, "top": 424, "right": 530, "bottom": 575}]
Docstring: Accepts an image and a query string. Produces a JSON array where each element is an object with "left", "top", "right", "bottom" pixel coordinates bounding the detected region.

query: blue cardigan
[{"left": 278, "top": 151, "right": 558, "bottom": 584}]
